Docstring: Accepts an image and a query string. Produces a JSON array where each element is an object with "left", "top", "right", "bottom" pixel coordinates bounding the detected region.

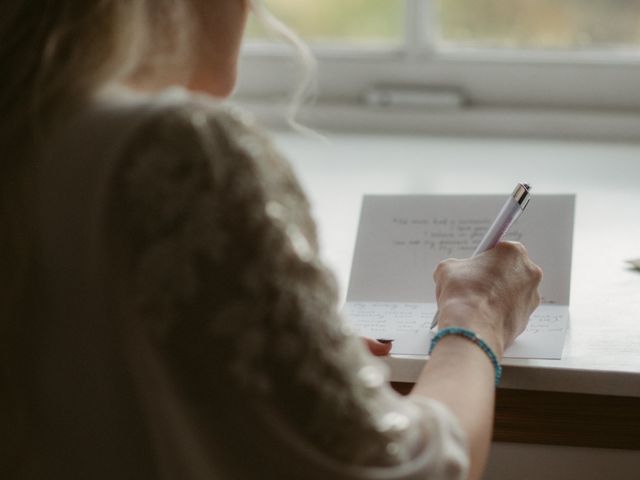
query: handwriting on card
[
  {"left": 524, "top": 313, "right": 565, "bottom": 335},
  {"left": 345, "top": 302, "right": 436, "bottom": 336},
  {"left": 391, "top": 217, "right": 524, "bottom": 256},
  {"left": 343, "top": 302, "right": 569, "bottom": 359}
]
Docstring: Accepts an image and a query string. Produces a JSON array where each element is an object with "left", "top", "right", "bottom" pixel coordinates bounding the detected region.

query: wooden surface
[{"left": 392, "top": 382, "right": 640, "bottom": 450}]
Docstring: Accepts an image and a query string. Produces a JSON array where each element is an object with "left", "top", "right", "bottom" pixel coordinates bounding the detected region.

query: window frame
[{"left": 234, "top": 0, "right": 640, "bottom": 140}]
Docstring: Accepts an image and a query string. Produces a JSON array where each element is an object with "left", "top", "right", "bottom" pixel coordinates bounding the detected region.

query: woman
[{"left": 0, "top": 1, "right": 542, "bottom": 479}]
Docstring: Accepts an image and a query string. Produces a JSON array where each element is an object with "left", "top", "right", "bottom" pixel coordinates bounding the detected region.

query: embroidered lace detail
[{"left": 111, "top": 95, "right": 467, "bottom": 475}]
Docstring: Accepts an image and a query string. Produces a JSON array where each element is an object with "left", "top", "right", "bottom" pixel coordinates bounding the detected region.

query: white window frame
[{"left": 234, "top": 0, "right": 640, "bottom": 140}]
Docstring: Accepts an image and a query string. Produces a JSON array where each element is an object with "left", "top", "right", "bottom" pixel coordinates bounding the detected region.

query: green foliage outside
[
  {"left": 248, "top": 0, "right": 640, "bottom": 48},
  {"left": 439, "top": 0, "right": 640, "bottom": 48},
  {"left": 248, "top": 0, "right": 403, "bottom": 42}
]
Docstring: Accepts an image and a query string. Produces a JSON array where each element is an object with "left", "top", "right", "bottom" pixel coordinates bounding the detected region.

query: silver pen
[{"left": 430, "top": 183, "right": 532, "bottom": 329}]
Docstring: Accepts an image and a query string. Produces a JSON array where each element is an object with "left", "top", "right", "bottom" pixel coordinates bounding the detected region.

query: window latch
[{"left": 363, "top": 85, "right": 466, "bottom": 110}]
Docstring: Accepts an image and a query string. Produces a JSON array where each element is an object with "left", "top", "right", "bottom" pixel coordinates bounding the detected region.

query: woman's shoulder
[
  {"left": 54, "top": 85, "right": 297, "bottom": 202},
  {"left": 44, "top": 86, "right": 267, "bottom": 172},
  {"left": 105, "top": 86, "right": 298, "bottom": 195},
  {"left": 103, "top": 85, "right": 311, "bottom": 245},
  {"left": 92, "top": 86, "right": 269, "bottom": 157}
]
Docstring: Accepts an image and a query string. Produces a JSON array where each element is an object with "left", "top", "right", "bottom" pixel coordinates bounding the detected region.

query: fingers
[
  {"left": 498, "top": 242, "right": 543, "bottom": 285},
  {"left": 363, "top": 337, "right": 393, "bottom": 356},
  {"left": 529, "top": 262, "right": 543, "bottom": 285},
  {"left": 498, "top": 240, "right": 527, "bottom": 252},
  {"left": 433, "top": 258, "right": 460, "bottom": 300},
  {"left": 433, "top": 257, "right": 459, "bottom": 281},
  {"left": 491, "top": 241, "right": 544, "bottom": 304},
  {"left": 431, "top": 241, "right": 544, "bottom": 349}
]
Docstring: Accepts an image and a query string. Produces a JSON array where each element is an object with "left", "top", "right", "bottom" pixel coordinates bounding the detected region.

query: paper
[
  {"left": 344, "top": 194, "right": 575, "bottom": 360},
  {"left": 344, "top": 302, "right": 568, "bottom": 359}
]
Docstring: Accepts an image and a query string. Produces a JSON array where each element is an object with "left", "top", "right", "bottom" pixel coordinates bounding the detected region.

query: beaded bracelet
[{"left": 429, "top": 327, "right": 502, "bottom": 386}]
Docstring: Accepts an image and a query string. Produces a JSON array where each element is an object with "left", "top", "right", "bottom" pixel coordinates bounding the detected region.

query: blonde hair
[
  {"left": 0, "top": 0, "right": 314, "bottom": 473},
  {"left": 249, "top": 0, "right": 319, "bottom": 135},
  {"left": 0, "top": 1, "right": 193, "bottom": 473}
]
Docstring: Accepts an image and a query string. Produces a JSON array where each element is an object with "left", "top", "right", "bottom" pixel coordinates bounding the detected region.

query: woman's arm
[
  {"left": 416, "top": 336, "right": 494, "bottom": 480},
  {"left": 110, "top": 96, "right": 539, "bottom": 479},
  {"left": 413, "top": 243, "right": 542, "bottom": 480}
]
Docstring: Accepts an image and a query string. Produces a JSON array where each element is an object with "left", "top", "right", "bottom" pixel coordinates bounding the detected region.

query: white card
[
  {"left": 344, "top": 302, "right": 569, "bottom": 359},
  {"left": 345, "top": 194, "right": 575, "bottom": 359}
]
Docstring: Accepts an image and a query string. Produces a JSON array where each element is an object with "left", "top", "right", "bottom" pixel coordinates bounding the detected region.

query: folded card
[{"left": 344, "top": 194, "right": 575, "bottom": 361}]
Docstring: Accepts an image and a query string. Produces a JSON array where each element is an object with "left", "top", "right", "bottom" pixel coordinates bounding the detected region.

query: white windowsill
[
  {"left": 235, "top": 99, "right": 640, "bottom": 143},
  {"left": 269, "top": 129, "right": 640, "bottom": 397}
]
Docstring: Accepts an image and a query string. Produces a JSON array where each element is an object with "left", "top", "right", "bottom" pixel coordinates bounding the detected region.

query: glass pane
[
  {"left": 247, "top": 0, "right": 403, "bottom": 44},
  {"left": 437, "top": 0, "right": 640, "bottom": 50}
]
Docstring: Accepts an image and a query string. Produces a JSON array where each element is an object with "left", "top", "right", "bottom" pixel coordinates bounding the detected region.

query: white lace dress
[{"left": 30, "top": 87, "right": 469, "bottom": 480}]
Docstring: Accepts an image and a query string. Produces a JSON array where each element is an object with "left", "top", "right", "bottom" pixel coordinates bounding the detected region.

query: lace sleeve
[{"left": 111, "top": 98, "right": 469, "bottom": 479}]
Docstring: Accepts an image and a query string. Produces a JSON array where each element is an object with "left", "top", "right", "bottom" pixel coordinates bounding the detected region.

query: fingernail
[{"left": 376, "top": 338, "right": 394, "bottom": 344}]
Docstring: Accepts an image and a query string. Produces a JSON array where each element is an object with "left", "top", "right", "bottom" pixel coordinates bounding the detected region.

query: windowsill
[
  {"left": 267, "top": 129, "right": 640, "bottom": 397},
  {"left": 269, "top": 128, "right": 640, "bottom": 292},
  {"left": 235, "top": 98, "right": 640, "bottom": 143}
]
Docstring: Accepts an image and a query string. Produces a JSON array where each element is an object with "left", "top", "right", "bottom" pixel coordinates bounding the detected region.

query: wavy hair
[
  {"left": 0, "top": 0, "right": 193, "bottom": 474},
  {"left": 0, "top": 0, "right": 314, "bottom": 474}
]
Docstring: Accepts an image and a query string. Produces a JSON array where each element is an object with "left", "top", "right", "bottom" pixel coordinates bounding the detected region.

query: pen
[{"left": 430, "top": 182, "right": 532, "bottom": 329}]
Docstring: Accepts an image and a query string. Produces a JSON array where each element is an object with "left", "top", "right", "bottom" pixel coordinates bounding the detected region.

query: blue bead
[{"left": 429, "top": 327, "right": 502, "bottom": 386}]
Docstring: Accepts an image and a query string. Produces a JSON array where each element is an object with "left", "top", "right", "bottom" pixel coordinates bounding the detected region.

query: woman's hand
[{"left": 433, "top": 241, "right": 542, "bottom": 359}]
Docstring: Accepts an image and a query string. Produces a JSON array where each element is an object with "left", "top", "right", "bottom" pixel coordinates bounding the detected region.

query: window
[
  {"left": 237, "top": 1, "right": 640, "bottom": 140},
  {"left": 247, "top": 0, "right": 403, "bottom": 44},
  {"left": 437, "top": 0, "right": 640, "bottom": 50}
]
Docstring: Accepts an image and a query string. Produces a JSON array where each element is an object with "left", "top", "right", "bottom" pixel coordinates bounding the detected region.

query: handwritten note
[
  {"left": 344, "top": 302, "right": 569, "bottom": 359},
  {"left": 348, "top": 195, "right": 574, "bottom": 305},
  {"left": 391, "top": 216, "right": 524, "bottom": 257},
  {"left": 346, "top": 194, "right": 575, "bottom": 362},
  {"left": 344, "top": 302, "right": 436, "bottom": 356}
]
